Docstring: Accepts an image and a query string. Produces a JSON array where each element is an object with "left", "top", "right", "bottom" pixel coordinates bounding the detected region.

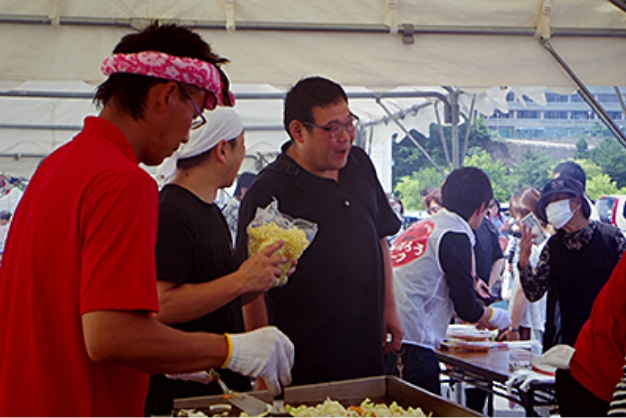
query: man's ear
[
  {"left": 148, "top": 81, "right": 178, "bottom": 113},
  {"left": 474, "top": 201, "right": 486, "bottom": 217},
  {"left": 214, "top": 140, "right": 228, "bottom": 164},
  {"left": 289, "top": 120, "right": 306, "bottom": 144}
]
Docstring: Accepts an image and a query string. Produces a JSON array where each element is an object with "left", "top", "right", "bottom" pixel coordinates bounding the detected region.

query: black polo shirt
[{"left": 236, "top": 143, "right": 401, "bottom": 386}]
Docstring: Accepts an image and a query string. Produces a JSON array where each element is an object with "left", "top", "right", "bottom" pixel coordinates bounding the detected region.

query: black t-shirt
[
  {"left": 145, "top": 184, "right": 249, "bottom": 416},
  {"left": 474, "top": 218, "right": 504, "bottom": 305},
  {"left": 155, "top": 184, "right": 243, "bottom": 334},
  {"left": 236, "top": 144, "right": 401, "bottom": 386}
]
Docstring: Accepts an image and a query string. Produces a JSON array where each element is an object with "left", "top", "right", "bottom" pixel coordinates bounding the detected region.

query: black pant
[
  {"left": 384, "top": 344, "right": 441, "bottom": 396},
  {"left": 556, "top": 369, "right": 609, "bottom": 417},
  {"left": 465, "top": 387, "right": 488, "bottom": 414}
]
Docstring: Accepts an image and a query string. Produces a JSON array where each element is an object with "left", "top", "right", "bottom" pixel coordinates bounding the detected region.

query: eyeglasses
[
  {"left": 177, "top": 83, "right": 207, "bottom": 130},
  {"left": 302, "top": 114, "right": 359, "bottom": 139}
]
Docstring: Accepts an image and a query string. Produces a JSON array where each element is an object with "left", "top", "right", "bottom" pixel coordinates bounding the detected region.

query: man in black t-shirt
[{"left": 145, "top": 108, "right": 293, "bottom": 416}]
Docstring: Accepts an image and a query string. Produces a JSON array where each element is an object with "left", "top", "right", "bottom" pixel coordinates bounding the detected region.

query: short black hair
[
  {"left": 94, "top": 22, "right": 229, "bottom": 121},
  {"left": 283, "top": 77, "right": 348, "bottom": 140},
  {"left": 441, "top": 167, "right": 493, "bottom": 221},
  {"left": 176, "top": 148, "right": 213, "bottom": 171},
  {"left": 176, "top": 136, "right": 238, "bottom": 171},
  {"left": 553, "top": 160, "right": 586, "bottom": 189},
  {"left": 0, "top": 210, "right": 11, "bottom": 221},
  {"left": 235, "top": 172, "right": 256, "bottom": 197}
]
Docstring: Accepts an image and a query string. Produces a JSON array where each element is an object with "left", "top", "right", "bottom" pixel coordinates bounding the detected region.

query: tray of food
[
  {"left": 439, "top": 340, "right": 492, "bottom": 353},
  {"left": 446, "top": 325, "right": 496, "bottom": 342},
  {"left": 173, "top": 375, "right": 482, "bottom": 417},
  {"left": 440, "top": 324, "right": 497, "bottom": 352}
]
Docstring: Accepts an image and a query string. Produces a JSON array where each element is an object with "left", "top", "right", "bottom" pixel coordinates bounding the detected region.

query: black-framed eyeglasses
[
  {"left": 302, "top": 114, "right": 359, "bottom": 139},
  {"left": 177, "top": 83, "right": 207, "bottom": 130}
]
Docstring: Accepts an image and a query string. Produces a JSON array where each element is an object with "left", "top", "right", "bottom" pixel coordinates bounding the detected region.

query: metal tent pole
[
  {"left": 541, "top": 38, "right": 626, "bottom": 148},
  {"left": 444, "top": 87, "right": 461, "bottom": 169},
  {"left": 375, "top": 97, "right": 446, "bottom": 175},
  {"left": 3, "top": 14, "right": 626, "bottom": 38}
]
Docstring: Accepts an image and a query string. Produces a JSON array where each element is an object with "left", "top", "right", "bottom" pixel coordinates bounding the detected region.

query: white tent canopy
[
  {"left": 1, "top": 0, "right": 626, "bottom": 186},
  {"left": 2, "top": 0, "right": 626, "bottom": 88}
]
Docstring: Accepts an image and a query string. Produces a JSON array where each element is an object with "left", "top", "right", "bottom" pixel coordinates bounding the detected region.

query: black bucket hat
[{"left": 536, "top": 176, "right": 590, "bottom": 223}]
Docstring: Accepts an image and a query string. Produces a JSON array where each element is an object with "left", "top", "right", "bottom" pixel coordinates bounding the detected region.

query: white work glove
[
  {"left": 488, "top": 307, "right": 512, "bottom": 330},
  {"left": 223, "top": 326, "right": 294, "bottom": 396}
]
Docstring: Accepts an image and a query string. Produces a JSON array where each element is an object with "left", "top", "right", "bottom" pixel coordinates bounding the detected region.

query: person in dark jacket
[{"left": 518, "top": 176, "right": 625, "bottom": 417}]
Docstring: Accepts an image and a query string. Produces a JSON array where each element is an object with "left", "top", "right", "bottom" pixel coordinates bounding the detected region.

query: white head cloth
[{"left": 156, "top": 108, "right": 243, "bottom": 183}]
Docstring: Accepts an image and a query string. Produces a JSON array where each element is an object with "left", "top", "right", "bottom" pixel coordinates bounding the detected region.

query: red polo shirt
[
  {"left": 0, "top": 117, "right": 160, "bottom": 416},
  {"left": 571, "top": 252, "right": 626, "bottom": 402}
]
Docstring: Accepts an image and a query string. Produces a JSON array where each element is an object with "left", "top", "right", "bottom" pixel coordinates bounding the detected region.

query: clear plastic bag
[{"left": 247, "top": 199, "right": 318, "bottom": 287}]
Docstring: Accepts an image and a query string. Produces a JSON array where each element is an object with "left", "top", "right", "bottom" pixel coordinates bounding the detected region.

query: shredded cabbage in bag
[
  {"left": 247, "top": 199, "right": 317, "bottom": 287},
  {"left": 248, "top": 222, "right": 310, "bottom": 286}
]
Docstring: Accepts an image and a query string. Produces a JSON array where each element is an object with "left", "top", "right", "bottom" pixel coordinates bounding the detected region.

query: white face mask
[{"left": 545, "top": 199, "right": 574, "bottom": 229}]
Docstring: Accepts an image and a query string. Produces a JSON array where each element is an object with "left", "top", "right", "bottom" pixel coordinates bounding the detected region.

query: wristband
[
  {"left": 220, "top": 333, "right": 234, "bottom": 368},
  {"left": 488, "top": 307, "right": 495, "bottom": 321}
]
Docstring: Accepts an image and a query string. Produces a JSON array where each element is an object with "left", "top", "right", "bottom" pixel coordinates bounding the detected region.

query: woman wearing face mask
[{"left": 518, "top": 176, "right": 625, "bottom": 417}]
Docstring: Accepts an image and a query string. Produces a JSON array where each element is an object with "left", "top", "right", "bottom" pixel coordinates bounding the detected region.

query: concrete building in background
[{"left": 486, "top": 86, "right": 626, "bottom": 141}]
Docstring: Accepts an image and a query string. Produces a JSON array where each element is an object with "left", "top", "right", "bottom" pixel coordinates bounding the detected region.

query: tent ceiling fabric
[
  {"left": 1, "top": 0, "right": 626, "bottom": 89},
  {"left": 1, "top": 0, "right": 626, "bottom": 180}
]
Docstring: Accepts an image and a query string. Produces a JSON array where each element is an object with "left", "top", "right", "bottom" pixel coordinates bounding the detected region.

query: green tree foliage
[
  {"left": 463, "top": 149, "right": 512, "bottom": 204},
  {"left": 392, "top": 115, "right": 491, "bottom": 185},
  {"left": 576, "top": 158, "right": 603, "bottom": 179},
  {"left": 570, "top": 159, "right": 626, "bottom": 200},
  {"left": 586, "top": 173, "right": 626, "bottom": 201},
  {"left": 589, "top": 138, "right": 626, "bottom": 188},
  {"left": 590, "top": 121, "right": 610, "bottom": 138},
  {"left": 390, "top": 114, "right": 626, "bottom": 209},
  {"left": 394, "top": 167, "right": 445, "bottom": 210},
  {"left": 391, "top": 132, "right": 430, "bottom": 181},
  {"left": 510, "top": 151, "right": 553, "bottom": 191},
  {"left": 575, "top": 138, "right": 589, "bottom": 159}
]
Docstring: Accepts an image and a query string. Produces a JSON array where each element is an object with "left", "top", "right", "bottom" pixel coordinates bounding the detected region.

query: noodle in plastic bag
[{"left": 247, "top": 199, "right": 317, "bottom": 287}]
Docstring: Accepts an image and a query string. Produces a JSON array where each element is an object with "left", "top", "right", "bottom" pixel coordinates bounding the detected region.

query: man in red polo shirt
[
  {"left": 0, "top": 23, "right": 293, "bottom": 416},
  {"left": 567, "top": 252, "right": 626, "bottom": 416}
]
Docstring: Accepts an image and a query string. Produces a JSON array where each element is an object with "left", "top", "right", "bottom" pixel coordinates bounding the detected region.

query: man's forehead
[{"left": 312, "top": 101, "right": 351, "bottom": 123}]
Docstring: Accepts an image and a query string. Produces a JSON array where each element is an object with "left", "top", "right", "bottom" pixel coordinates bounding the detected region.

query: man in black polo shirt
[{"left": 236, "top": 76, "right": 403, "bottom": 386}]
